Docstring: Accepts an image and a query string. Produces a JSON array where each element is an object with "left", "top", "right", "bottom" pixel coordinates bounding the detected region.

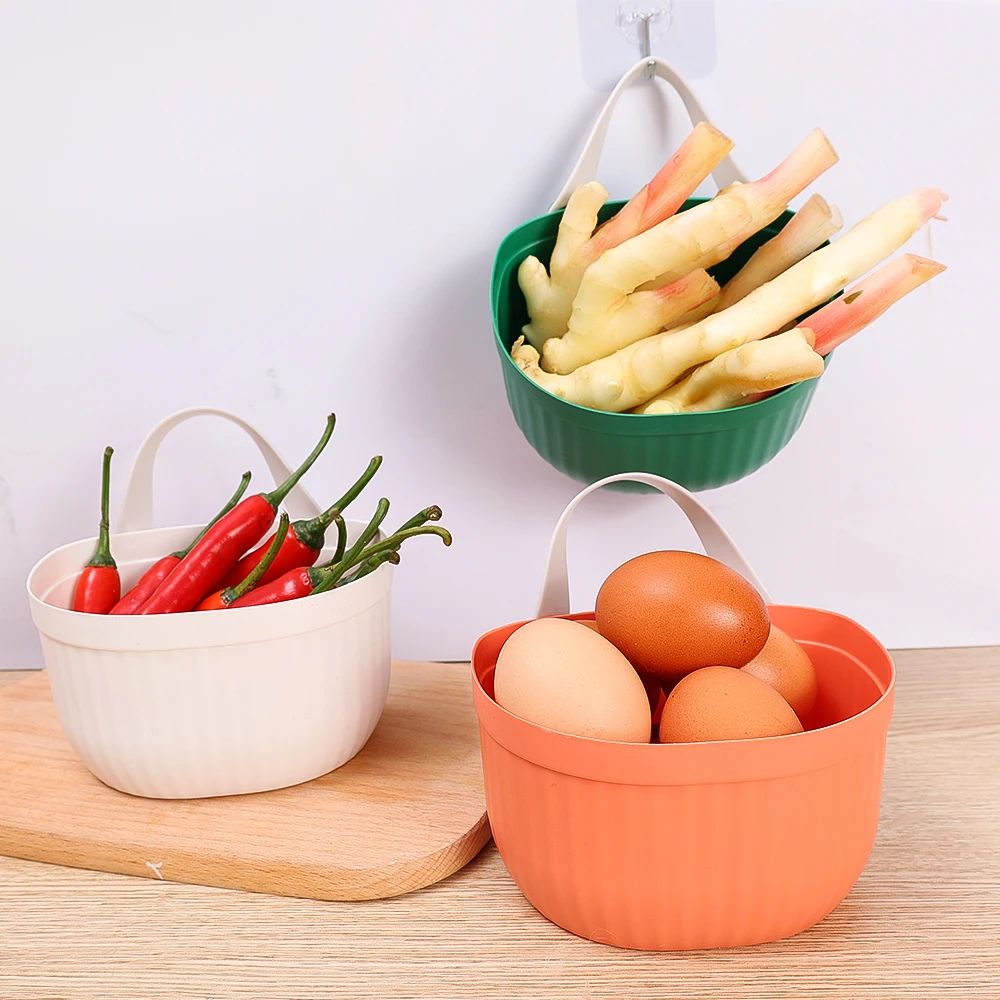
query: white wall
[{"left": 1, "top": 1, "right": 997, "bottom": 667}]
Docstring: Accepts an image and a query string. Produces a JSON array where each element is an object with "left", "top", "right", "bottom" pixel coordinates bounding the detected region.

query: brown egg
[
  {"left": 659, "top": 665, "right": 803, "bottom": 743},
  {"left": 578, "top": 618, "right": 662, "bottom": 714},
  {"left": 494, "top": 618, "right": 651, "bottom": 742},
  {"left": 595, "top": 550, "right": 770, "bottom": 678},
  {"left": 742, "top": 625, "right": 817, "bottom": 720}
]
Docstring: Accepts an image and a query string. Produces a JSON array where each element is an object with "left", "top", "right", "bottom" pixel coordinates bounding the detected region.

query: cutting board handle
[
  {"left": 116, "top": 407, "right": 323, "bottom": 533},
  {"left": 535, "top": 473, "right": 771, "bottom": 618}
]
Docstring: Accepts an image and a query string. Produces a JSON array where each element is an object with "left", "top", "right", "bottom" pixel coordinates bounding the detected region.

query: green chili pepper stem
[
  {"left": 314, "top": 547, "right": 399, "bottom": 595},
  {"left": 332, "top": 455, "right": 383, "bottom": 513},
  {"left": 291, "top": 455, "right": 383, "bottom": 552},
  {"left": 315, "top": 523, "right": 450, "bottom": 596},
  {"left": 262, "top": 413, "right": 336, "bottom": 510},
  {"left": 344, "top": 525, "right": 451, "bottom": 569},
  {"left": 344, "top": 548, "right": 400, "bottom": 585},
  {"left": 331, "top": 513, "right": 347, "bottom": 565},
  {"left": 172, "top": 471, "right": 252, "bottom": 559},
  {"left": 222, "top": 512, "right": 289, "bottom": 604},
  {"left": 339, "top": 497, "right": 390, "bottom": 567},
  {"left": 313, "top": 498, "right": 390, "bottom": 584},
  {"left": 87, "top": 447, "right": 117, "bottom": 569},
  {"left": 393, "top": 505, "right": 442, "bottom": 535}
]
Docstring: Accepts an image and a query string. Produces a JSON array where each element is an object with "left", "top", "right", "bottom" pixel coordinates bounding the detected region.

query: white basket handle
[
  {"left": 536, "top": 473, "right": 771, "bottom": 618},
  {"left": 116, "top": 407, "right": 323, "bottom": 533},
  {"left": 548, "top": 56, "right": 748, "bottom": 212}
]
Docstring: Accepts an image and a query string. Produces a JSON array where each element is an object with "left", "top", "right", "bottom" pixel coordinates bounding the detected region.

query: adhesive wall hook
[{"left": 616, "top": 2, "right": 673, "bottom": 80}]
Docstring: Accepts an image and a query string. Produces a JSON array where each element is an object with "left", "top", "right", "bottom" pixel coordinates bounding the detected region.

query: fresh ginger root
[
  {"left": 636, "top": 130, "right": 841, "bottom": 292},
  {"left": 737, "top": 254, "right": 945, "bottom": 406},
  {"left": 635, "top": 329, "right": 824, "bottom": 414},
  {"left": 512, "top": 188, "right": 946, "bottom": 413},
  {"left": 539, "top": 269, "right": 719, "bottom": 374},
  {"left": 517, "top": 122, "right": 734, "bottom": 350},
  {"left": 810, "top": 252, "right": 946, "bottom": 355},
  {"left": 540, "top": 129, "right": 839, "bottom": 376},
  {"left": 517, "top": 182, "right": 608, "bottom": 351},
  {"left": 717, "top": 193, "right": 843, "bottom": 310}
]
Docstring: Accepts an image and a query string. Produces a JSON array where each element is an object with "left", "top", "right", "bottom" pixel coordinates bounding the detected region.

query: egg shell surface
[
  {"left": 659, "top": 665, "right": 804, "bottom": 743},
  {"left": 578, "top": 617, "right": 662, "bottom": 715},
  {"left": 595, "top": 550, "right": 770, "bottom": 678},
  {"left": 742, "top": 625, "right": 818, "bottom": 720},
  {"left": 493, "top": 618, "right": 651, "bottom": 742}
]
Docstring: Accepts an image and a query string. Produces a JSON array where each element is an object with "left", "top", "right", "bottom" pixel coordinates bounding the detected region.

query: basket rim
[
  {"left": 471, "top": 607, "right": 895, "bottom": 786},
  {"left": 26, "top": 520, "right": 393, "bottom": 652}
]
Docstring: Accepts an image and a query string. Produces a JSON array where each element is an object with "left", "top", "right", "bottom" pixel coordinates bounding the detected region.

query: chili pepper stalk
[
  {"left": 343, "top": 548, "right": 400, "bottom": 584},
  {"left": 320, "top": 498, "right": 391, "bottom": 570},
  {"left": 228, "top": 519, "right": 449, "bottom": 610},
  {"left": 313, "top": 523, "right": 452, "bottom": 594},
  {"left": 217, "top": 456, "right": 382, "bottom": 590},
  {"left": 393, "top": 505, "right": 442, "bottom": 534},
  {"left": 227, "top": 498, "right": 393, "bottom": 609},
  {"left": 330, "top": 513, "right": 347, "bottom": 565},
  {"left": 196, "top": 513, "right": 290, "bottom": 611},
  {"left": 316, "top": 502, "right": 438, "bottom": 571},
  {"left": 111, "top": 471, "right": 251, "bottom": 615},
  {"left": 139, "top": 414, "right": 337, "bottom": 615},
  {"left": 72, "top": 447, "right": 121, "bottom": 614}
]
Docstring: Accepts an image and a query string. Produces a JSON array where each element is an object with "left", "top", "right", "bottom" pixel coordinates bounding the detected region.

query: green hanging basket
[{"left": 490, "top": 198, "right": 830, "bottom": 492}]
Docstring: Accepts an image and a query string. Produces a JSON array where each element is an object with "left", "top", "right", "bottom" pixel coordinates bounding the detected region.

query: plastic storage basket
[
  {"left": 491, "top": 58, "right": 828, "bottom": 491},
  {"left": 26, "top": 407, "right": 393, "bottom": 800},
  {"left": 472, "top": 473, "right": 895, "bottom": 950}
]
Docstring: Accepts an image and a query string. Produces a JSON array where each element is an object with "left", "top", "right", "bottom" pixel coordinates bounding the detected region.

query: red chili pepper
[
  {"left": 110, "top": 471, "right": 251, "bottom": 615},
  {"left": 217, "top": 455, "right": 382, "bottom": 590},
  {"left": 197, "top": 513, "right": 289, "bottom": 611},
  {"left": 138, "top": 414, "right": 336, "bottom": 615},
  {"left": 229, "top": 506, "right": 452, "bottom": 610},
  {"left": 72, "top": 447, "right": 121, "bottom": 614}
]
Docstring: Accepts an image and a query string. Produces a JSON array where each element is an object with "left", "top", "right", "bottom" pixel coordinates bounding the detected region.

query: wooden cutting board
[{"left": 0, "top": 662, "right": 490, "bottom": 901}]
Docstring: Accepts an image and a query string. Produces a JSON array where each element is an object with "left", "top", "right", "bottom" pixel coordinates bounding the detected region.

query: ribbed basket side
[
  {"left": 42, "top": 594, "right": 392, "bottom": 799},
  {"left": 499, "top": 361, "right": 819, "bottom": 492},
  {"left": 481, "top": 727, "right": 887, "bottom": 951}
]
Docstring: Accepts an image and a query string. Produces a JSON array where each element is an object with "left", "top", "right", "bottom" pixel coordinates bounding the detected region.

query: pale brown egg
[
  {"left": 578, "top": 618, "right": 662, "bottom": 714},
  {"left": 595, "top": 550, "right": 770, "bottom": 679},
  {"left": 742, "top": 625, "right": 817, "bottom": 720},
  {"left": 494, "top": 618, "right": 651, "bottom": 742},
  {"left": 659, "top": 665, "right": 803, "bottom": 743}
]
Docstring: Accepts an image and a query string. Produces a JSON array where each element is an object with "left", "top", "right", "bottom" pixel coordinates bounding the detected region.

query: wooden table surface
[{"left": 1, "top": 647, "right": 998, "bottom": 999}]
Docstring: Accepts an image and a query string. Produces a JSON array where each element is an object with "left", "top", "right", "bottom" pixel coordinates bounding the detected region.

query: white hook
[{"left": 616, "top": 2, "right": 673, "bottom": 81}]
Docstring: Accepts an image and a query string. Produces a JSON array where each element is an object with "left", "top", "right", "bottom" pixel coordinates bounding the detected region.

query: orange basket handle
[
  {"left": 116, "top": 407, "right": 323, "bottom": 533},
  {"left": 548, "top": 56, "right": 747, "bottom": 212},
  {"left": 535, "top": 473, "right": 771, "bottom": 618}
]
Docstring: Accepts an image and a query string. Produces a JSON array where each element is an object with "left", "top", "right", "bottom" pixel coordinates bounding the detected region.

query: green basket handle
[
  {"left": 549, "top": 56, "right": 748, "bottom": 212},
  {"left": 535, "top": 473, "right": 772, "bottom": 618}
]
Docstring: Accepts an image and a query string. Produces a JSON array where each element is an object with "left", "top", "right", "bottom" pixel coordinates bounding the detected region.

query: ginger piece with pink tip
[
  {"left": 539, "top": 129, "right": 839, "bottom": 376},
  {"left": 637, "top": 130, "right": 841, "bottom": 294},
  {"left": 513, "top": 188, "right": 947, "bottom": 412},
  {"left": 716, "top": 193, "right": 844, "bottom": 310},
  {"left": 635, "top": 330, "right": 825, "bottom": 414},
  {"left": 740, "top": 251, "right": 946, "bottom": 396},
  {"left": 809, "top": 253, "right": 946, "bottom": 356},
  {"left": 648, "top": 253, "right": 946, "bottom": 411},
  {"left": 517, "top": 122, "right": 734, "bottom": 350}
]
